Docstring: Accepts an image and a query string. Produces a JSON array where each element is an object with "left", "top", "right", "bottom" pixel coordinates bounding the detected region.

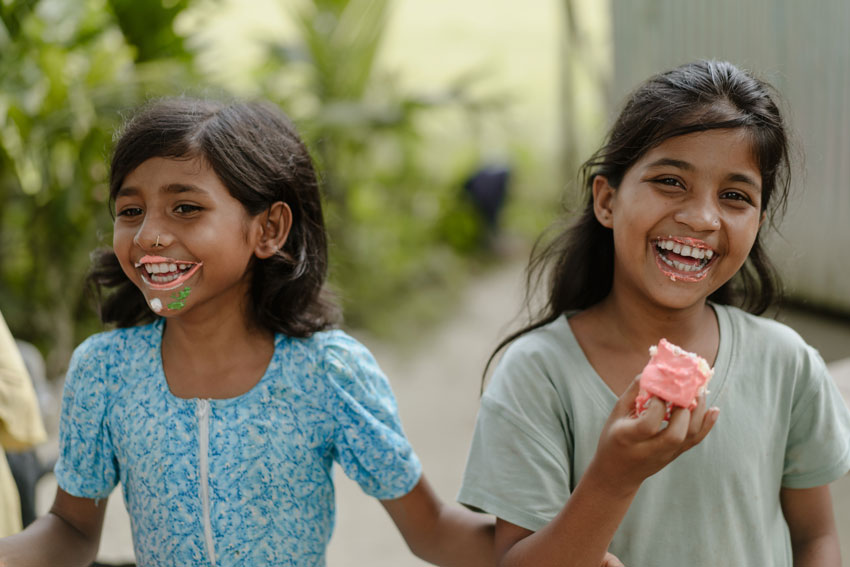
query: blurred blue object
[{"left": 463, "top": 165, "right": 510, "bottom": 230}]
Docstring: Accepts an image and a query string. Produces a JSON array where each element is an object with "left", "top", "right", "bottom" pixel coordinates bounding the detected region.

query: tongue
[{"left": 661, "top": 249, "right": 701, "bottom": 267}]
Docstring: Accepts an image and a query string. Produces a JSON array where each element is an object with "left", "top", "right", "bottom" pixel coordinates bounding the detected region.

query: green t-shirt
[{"left": 459, "top": 304, "right": 850, "bottom": 566}]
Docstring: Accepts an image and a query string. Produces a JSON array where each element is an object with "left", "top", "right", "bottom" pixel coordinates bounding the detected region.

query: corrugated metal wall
[{"left": 607, "top": 0, "right": 850, "bottom": 312}]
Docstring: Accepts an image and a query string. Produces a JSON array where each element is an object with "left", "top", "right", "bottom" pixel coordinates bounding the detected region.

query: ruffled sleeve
[
  {"left": 322, "top": 333, "right": 421, "bottom": 499},
  {"left": 54, "top": 334, "right": 119, "bottom": 500}
]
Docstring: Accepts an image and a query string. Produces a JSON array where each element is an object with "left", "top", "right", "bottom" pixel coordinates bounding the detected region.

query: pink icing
[{"left": 635, "top": 338, "right": 713, "bottom": 416}]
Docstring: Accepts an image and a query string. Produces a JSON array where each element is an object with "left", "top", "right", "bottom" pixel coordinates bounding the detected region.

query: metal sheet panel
[{"left": 607, "top": 0, "right": 850, "bottom": 311}]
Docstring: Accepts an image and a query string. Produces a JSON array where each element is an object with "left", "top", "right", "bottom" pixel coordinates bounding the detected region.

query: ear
[
  {"left": 759, "top": 210, "right": 767, "bottom": 228},
  {"left": 254, "top": 201, "right": 293, "bottom": 259},
  {"left": 592, "top": 175, "right": 616, "bottom": 228}
]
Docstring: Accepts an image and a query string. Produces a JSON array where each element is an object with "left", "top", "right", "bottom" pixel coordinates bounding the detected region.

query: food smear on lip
[
  {"left": 653, "top": 236, "right": 716, "bottom": 283},
  {"left": 135, "top": 255, "right": 202, "bottom": 291},
  {"left": 635, "top": 338, "right": 714, "bottom": 419},
  {"left": 149, "top": 298, "right": 163, "bottom": 313}
]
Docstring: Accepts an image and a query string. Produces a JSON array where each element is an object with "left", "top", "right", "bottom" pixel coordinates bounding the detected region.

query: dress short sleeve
[
  {"left": 458, "top": 339, "right": 573, "bottom": 532},
  {"left": 323, "top": 333, "right": 421, "bottom": 499},
  {"left": 54, "top": 334, "right": 119, "bottom": 500},
  {"left": 782, "top": 346, "right": 850, "bottom": 488}
]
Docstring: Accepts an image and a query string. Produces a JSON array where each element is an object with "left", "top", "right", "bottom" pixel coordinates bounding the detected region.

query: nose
[
  {"left": 672, "top": 193, "right": 721, "bottom": 232},
  {"left": 133, "top": 217, "right": 171, "bottom": 250}
]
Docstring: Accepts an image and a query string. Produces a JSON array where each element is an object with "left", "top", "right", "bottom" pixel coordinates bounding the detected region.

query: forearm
[
  {"left": 791, "top": 533, "right": 841, "bottom": 567},
  {"left": 0, "top": 512, "right": 100, "bottom": 567},
  {"left": 501, "top": 466, "right": 638, "bottom": 567},
  {"left": 383, "top": 476, "right": 496, "bottom": 567},
  {"left": 412, "top": 505, "right": 495, "bottom": 567},
  {"left": 781, "top": 485, "right": 841, "bottom": 567}
]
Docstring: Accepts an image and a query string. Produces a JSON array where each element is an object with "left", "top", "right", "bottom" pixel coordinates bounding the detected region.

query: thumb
[{"left": 613, "top": 375, "right": 642, "bottom": 416}]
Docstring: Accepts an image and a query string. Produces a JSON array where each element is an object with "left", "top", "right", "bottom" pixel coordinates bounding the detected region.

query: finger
[
  {"left": 601, "top": 551, "right": 625, "bottom": 567},
  {"left": 662, "top": 404, "right": 691, "bottom": 444},
  {"left": 687, "top": 406, "right": 720, "bottom": 448},
  {"left": 687, "top": 394, "right": 708, "bottom": 437},
  {"left": 615, "top": 375, "right": 643, "bottom": 415},
  {"left": 631, "top": 396, "right": 666, "bottom": 438}
]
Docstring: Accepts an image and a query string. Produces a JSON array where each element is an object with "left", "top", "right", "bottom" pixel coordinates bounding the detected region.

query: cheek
[{"left": 112, "top": 227, "right": 138, "bottom": 277}]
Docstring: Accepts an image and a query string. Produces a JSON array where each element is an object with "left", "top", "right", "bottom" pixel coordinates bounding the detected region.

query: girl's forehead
[
  {"left": 118, "top": 156, "right": 227, "bottom": 197},
  {"left": 635, "top": 129, "right": 760, "bottom": 177}
]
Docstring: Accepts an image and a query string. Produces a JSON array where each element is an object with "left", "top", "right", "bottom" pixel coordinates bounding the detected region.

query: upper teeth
[
  {"left": 144, "top": 262, "right": 189, "bottom": 274},
  {"left": 656, "top": 239, "right": 714, "bottom": 260}
]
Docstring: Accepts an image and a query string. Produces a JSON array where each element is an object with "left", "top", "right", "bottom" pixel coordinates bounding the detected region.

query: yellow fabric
[
  {"left": 0, "top": 312, "right": 47, "bottom": 537},
  {"left": 0, "top": 452, "right": 21, "bottom": 536}
]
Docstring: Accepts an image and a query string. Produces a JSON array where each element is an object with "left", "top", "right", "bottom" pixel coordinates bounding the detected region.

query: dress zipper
[{"left": 197, "top": 399, "right": 217, "bottom": 566}]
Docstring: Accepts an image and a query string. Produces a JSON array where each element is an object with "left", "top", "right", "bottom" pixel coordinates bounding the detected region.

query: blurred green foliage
[
  {"left": 255, "top": 0, "right": 503, "bottom": 329},
  {"left": 0, "top": 0, "right": 504, "bottom": 377}
]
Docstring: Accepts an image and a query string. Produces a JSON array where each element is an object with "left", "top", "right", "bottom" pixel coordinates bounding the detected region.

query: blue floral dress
[{"left": 55, "top": 320, "right": 422, "bottom": 566}]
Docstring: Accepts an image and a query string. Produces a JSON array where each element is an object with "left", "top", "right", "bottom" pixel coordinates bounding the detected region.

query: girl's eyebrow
[
  {"left": 646, "top": 158, "right": 760, "bottom": 187},
  {"left": 161, "top": 183, "right": 208, "bottom": 195},
  {"left": 115, "top": 183, "right": 208, "bottom": 198},
  {"left": 646, "top": 158, "right": 693, "bottom": 171}
]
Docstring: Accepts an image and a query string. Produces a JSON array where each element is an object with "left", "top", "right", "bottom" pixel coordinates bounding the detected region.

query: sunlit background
[{"left": 1, "top": 0, "right": 848, "bottom": 565}]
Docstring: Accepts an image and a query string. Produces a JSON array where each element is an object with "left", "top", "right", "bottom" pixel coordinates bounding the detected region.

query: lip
[
  {"left": 651, "top": 236, "right": 717, "bottom": 283},
  {"left": 134, "top": 255, "right": 202, "bottom": 291}
]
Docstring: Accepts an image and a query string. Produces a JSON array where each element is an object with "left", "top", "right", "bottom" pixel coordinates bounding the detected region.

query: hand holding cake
[{"left": 635, "top": 339, "right": 714, "bottom": 418}]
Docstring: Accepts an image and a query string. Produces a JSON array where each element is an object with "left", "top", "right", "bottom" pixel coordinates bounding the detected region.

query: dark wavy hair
[
  {"left": 88, "top": 97, "right": 340, "bottom": 336},
  {"left": 488, "top": 60, "right": 792, "bottom": 372}
]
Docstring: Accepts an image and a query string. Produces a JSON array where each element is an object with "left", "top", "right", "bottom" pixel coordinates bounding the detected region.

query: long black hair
[
  {"left": 88, "top": 97, "right": 340, "bottom": 336},
  {"left": 488, "top": 60, "right": 792, "bottom": 374}
]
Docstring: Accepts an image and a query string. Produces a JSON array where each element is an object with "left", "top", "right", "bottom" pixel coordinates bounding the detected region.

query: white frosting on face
[{"left": 150, "top": 298, "right": 163, "bottom": 313}]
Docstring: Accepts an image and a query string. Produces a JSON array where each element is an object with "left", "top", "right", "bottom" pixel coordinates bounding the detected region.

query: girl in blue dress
[{"left": 0, "top": 98, "right": 494, "bottom": 566}]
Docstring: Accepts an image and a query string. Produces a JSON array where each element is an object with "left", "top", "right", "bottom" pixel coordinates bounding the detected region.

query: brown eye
[
  {"left": 175, "top": 204, "right": 202, "bottom": 214},
  {"left": 721, "top": 190, "right": 753, "bottom": 204},
  {"left": 652, "top": 177, "right": 684, "bottom": 189},
  {"left": 117, "top": 207, "right": 143, "bottom": 217}
]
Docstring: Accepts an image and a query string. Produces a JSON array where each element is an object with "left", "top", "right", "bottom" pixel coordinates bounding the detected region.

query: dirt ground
[{"left": 35, "top": 259, "right": 850, "bottom": 566}]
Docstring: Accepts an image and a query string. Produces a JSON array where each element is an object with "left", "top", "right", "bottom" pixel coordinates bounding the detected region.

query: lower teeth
[{"left": 658, "top": 251, "right": 706, "bottom": 273}]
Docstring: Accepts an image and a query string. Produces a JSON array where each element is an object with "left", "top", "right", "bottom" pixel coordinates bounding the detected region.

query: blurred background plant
[
  {"left": 0, "top": 0, "right": 197, "bottom": 376},
  {"left": 0, "top": 0, "right": 565, "bottom": 379},
  {"left": 251, "top": 0, "right": 511, "bottom": 331}
]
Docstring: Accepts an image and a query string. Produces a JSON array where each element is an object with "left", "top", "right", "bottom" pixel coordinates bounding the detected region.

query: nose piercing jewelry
[{"left": 154, "top": 234, "right": 161, "bottom": 247}]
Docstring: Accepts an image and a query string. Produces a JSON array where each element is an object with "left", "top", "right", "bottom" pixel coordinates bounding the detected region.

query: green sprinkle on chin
[{"left": 167, "top": 286, "right": 192, "bottom": 310}]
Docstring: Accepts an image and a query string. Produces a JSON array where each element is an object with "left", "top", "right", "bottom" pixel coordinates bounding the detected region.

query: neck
[
  {"left": 590, "top": 284, "right": 718, "bottom": 360},
  {"left": 160, "top": 294, "right": 273, "bottom": 365}
]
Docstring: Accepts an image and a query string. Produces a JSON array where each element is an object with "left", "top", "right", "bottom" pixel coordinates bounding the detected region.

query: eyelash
[
  {"left": 116, "top": 204, "right": 203, "bottom": 217},
  {"left": 652, "top": 178, "right": 754, "bottom": 205},
  {"left": 720, "top": 190, "right": 752, "bottom": 203},
  {"left": 117, "top": 207, "right": 142, "bottom": 217},
  {"left": 175, "top": 204, "right": 202, "bottom": 214},
  {"left": 652, "top": 177, "right": 684, "bottom": 188}
]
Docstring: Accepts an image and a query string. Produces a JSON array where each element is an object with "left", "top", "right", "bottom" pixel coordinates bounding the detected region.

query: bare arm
[
  {"left": 496, "top": 377, "right": 718, "bottom": 567},
  {"left": 781, "top": 485, "right": 841, "bottom": 567},
  {"left": 381, "top": 474, "right": 495, "bottom": 567},
  {"left": 0, "top": 487, "right": 106, "bottom": 567}
]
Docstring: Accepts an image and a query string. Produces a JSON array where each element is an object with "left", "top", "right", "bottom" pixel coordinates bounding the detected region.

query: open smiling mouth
[
  {"left": 652, "top": 237, "right": 717, "bottom": 282},
  {"left": 134, "top": 255, "right": 203, "bottom": 290}
]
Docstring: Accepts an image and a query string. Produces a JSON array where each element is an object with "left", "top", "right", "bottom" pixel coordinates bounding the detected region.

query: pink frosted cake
[{"left": 635, "top": 338, "right": 713, "bottom": 417}]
